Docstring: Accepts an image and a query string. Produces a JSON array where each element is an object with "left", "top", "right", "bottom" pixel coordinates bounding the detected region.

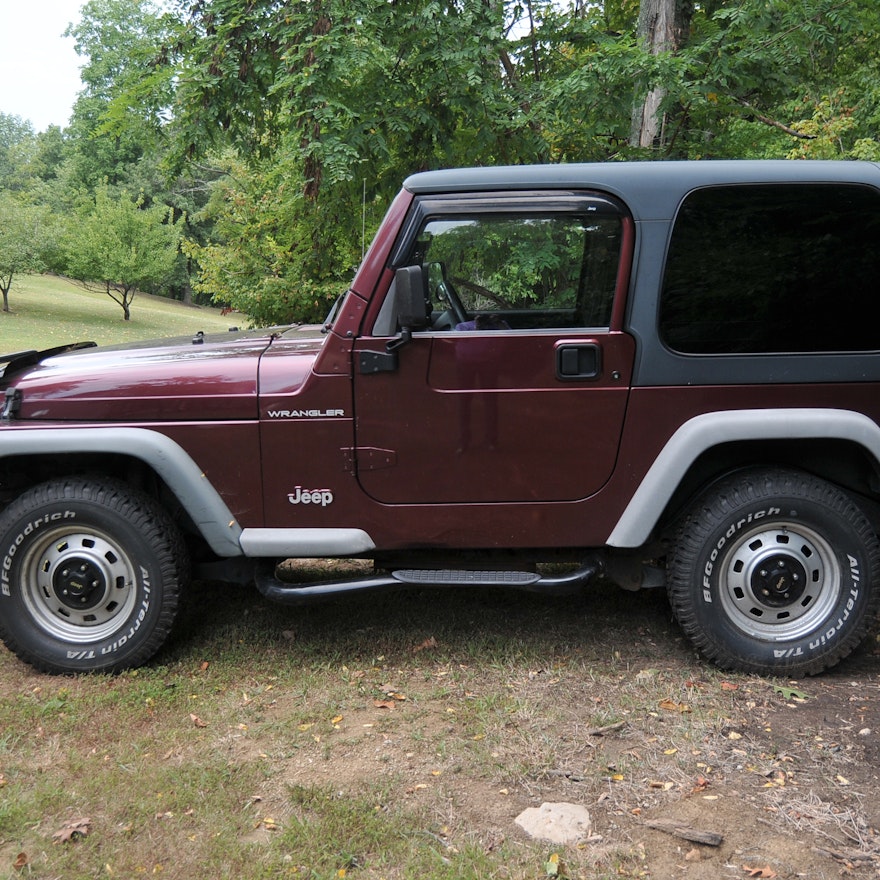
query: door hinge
[
  {"left": 1, "top": 388, "right": 21, "bottom": 420},
  {"left": 341, "top": 447, "right": 397, "bottom": 474},
  {"left": 358, "top": 350, "right": 399, "bottom": 374}
]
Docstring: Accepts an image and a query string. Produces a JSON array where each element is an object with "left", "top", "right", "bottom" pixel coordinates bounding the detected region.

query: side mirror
[
  {"left": 386, "top": 266, "right": 429, "bottom": 353},
  {"left": 395, "top": 266, "right": 429, "bottom": 331}
]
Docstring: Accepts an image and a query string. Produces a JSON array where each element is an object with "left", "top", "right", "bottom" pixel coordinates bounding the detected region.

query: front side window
[
  {"left": 407, "top": 209, "right": 623, "bottom": 331},
  {"left": 660, "top": 184, "right": 880, "bottom": 354}
]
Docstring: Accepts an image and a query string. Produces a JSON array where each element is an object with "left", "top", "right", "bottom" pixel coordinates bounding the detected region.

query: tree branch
[{"left": 735, "top": 98, "right": 816, "bottom": 140}]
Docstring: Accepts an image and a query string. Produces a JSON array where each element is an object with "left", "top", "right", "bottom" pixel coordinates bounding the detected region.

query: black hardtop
[{"left": 403, "top": 160, "right": 880, "bottom": 221}]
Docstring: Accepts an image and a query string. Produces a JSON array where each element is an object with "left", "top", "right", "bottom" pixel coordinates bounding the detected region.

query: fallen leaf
[
  {"left": 52, "top": 818, "right": 92, "bottom": 844},
  {"left": 189, "top": 714, "right": 207, "bottom": 728},
  {"left": 743, "top": 866, "right": 777, "bottom": 878},
  {"left": 373, "top": 700, "right": 396, "bottom": 709},
  {"left": 659, "top": 698, "right": 691, "bottom": 713},
  {"left": 720, "top": 681, "right": 739, "bottom": 691},
  {"left": 773, "top": 684, "right": 807, "bottom": 701},
  {"left": 648, "top": 780, "right": 675, "bottom": 790},
  {"left": 13, "top": 852, "right": 28, "bottom": 870},
  {"left": 692, "top": 776, "right": 710, "bottom": 793},
  {"left": 545, "top": 852, "right": 561, "bottom": 877}
]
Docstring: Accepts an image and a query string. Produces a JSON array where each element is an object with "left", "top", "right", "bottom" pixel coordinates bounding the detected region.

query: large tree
[
  {"left": 0, "top": 196, "right": 50, "bottom": 313},
  {"left": 64, "top": 0, "right": 176, "bottom": 192},
  {"left": 629, "top": 0, "right": 692, "bottom": 148},
  {"left": 58, "top": 0, "right": 880, "bottom": 324},
  {"left": 64, "top": 187, "right": 183, "bottom": 320}
]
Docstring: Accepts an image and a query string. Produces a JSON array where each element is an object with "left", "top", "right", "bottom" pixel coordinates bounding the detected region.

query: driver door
[{"left": 352, "top": 192, "right": 635, "bottom": 506}]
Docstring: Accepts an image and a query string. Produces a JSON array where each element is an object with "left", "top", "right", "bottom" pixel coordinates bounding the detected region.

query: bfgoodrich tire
[
  {"left": 668, "top": 468, "right": 880, "bottom": 676},
  {"left": 0, "top": 478, "right": 188, "bottom": 674}
]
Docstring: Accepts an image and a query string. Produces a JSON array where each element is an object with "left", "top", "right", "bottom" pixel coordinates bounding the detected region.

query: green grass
[{"left": 0, "top": 274, "right": 242, "bottom": 352}]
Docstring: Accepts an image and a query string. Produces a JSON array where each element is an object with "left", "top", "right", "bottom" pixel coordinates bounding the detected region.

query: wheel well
[
  {"left": 658, "top": 438, "right": 880, "bottom": 538},
  {"left": 0, "top": 452, "right": 201, "bottom": 544}
]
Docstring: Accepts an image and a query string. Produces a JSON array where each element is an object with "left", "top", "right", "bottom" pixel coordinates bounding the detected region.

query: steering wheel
[{"left": 435, "top": 275, "right": 468, "bottom": 325}]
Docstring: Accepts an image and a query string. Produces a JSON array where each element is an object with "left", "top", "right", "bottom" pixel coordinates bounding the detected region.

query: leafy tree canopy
[
  {"left": 64, "top": 186, "right": 184, "bottom": 320},
  {"left": 2, "top": 0, "right": 879, "bottom": 324},
  {"left": 0, "top": 195, "right": 52, "bottom": 312}
]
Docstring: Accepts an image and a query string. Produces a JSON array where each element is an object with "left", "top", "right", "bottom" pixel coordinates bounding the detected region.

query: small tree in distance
[
  {"left": 65, "top": 187, "right": 183, "bottom": 321},
  {"left": 0, "top": 195, "right": 48, "bottom": 313}
]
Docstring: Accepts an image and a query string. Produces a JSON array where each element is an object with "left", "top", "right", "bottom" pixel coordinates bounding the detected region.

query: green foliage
[
  {"left": 5, "top": 0, "right": 880, "bottom": 324},
  {"left": 0, "top": 113, "right": 36, "bottom": 189},
  {"left": 184, "top": 151, "right": 357, "bottom": 325},
  {"left": 0, "top": 195, "right": 52, "bottom": 312},
  {"left": 64, "top": 186, "right": 183, "bottom": 320},
  {"left": 64, "top": 0, "right": 175, "bottom": 191}
]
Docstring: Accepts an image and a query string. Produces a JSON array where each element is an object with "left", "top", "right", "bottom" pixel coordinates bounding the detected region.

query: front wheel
[
  {"left": 667, "top": 468, "right": 880, "bottom": 676},
  {"left": 0, "top": 478, "right": 188, "bottom": 673}
]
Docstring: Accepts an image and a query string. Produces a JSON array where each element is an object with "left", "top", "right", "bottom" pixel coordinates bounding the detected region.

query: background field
[{"left": 0, "top": 274, "right": 240, "bottom": 352}]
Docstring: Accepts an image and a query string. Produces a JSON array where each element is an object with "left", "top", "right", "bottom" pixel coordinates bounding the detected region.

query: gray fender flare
[
  {"left": 0, "top": 427, "right": 243, "bottom": 556},
  {"left": 606, "top": 408, "right": 880, "bottom": 548}
]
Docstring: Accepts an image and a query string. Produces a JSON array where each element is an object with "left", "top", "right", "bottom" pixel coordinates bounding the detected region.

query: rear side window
[{"left": 659, "top": 184, "right": 880, "bottom": 354}]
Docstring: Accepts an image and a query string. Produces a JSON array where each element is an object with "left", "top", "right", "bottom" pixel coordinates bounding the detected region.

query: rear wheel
[
  {"left": 0, "top": 478, "right": 187, "bottom": 673},
  {"left": 668, "top": 468, "right": 880, "bottom": 675}
]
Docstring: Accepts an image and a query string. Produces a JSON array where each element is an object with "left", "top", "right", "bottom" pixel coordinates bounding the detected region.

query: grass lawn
[{"left": 0, "top": 274, "right": 242, "bottom": 352}]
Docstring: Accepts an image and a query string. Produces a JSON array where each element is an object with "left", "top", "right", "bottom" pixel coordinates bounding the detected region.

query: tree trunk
[{"left": 630, "top": 0, "right": 692, "bottom": 149}]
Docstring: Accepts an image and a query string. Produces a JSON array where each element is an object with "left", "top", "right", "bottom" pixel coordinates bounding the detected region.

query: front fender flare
[
  {"left": 607, "top": 408, "right": 880, "bottom": 548},
  {"left": 0, "top": 426, "right": 243, "bottom": 556}
]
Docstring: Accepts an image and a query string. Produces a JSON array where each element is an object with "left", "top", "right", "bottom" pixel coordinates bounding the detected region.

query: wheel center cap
[
  {"left": 751, "top": 556, "right": 808, "bottom": 608},
  {"left": 53, "top": 559, "right": 106, "bottom": 611}
]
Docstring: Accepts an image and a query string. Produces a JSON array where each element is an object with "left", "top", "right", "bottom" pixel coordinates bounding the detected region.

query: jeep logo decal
[{"left": 288, "top": 487, "right": 334, "bottom": 506}]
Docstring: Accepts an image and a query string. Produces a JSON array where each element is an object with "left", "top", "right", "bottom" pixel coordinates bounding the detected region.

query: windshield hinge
[{"left": 1, "top": 388, "right": 21, "bottom": 420}]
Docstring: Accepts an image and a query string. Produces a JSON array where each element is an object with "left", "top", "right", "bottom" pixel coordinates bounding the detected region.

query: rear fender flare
[{"left": 607, "top": 409, "right": 880, "bottom": 548}]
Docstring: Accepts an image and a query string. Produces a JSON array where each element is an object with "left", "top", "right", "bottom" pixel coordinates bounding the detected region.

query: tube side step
[{"left": 255, "top": 559, "right": 602, "bottom": 605}]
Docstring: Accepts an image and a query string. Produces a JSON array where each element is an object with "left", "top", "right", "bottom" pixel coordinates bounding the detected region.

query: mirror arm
[{"left": 386, "top": 327, "right": 413, "bottom": 353}]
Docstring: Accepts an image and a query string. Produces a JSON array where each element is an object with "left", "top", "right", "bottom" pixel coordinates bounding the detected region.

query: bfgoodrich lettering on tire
[
  {"left": 667, "top": 468, "right": 880, "bottom": 676},
  {"left": 0, "top": 478, "right": 188, "bottom": 674}
]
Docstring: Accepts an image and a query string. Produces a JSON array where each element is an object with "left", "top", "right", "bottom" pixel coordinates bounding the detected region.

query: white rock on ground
[{"left": 514, "top": 802, "right": 592, "bottom": 845}]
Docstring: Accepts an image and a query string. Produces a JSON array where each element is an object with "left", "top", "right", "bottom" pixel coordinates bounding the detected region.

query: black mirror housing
[{"left": 395, "top": 266, "right": 429, "bottom": 331}]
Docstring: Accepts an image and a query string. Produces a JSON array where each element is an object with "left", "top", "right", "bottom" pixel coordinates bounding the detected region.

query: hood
[{"left": 3, "top": 326, "right": 326, "bottom": 422}]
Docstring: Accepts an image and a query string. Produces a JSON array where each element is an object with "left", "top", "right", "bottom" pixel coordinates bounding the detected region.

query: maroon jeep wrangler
[{"left": 2, "top": 160, "right": 880, "bottom": 676}]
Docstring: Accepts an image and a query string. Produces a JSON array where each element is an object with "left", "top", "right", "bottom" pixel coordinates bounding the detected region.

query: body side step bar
[{"left": 255, "top": 559, "right": 602, "bottom": 605}]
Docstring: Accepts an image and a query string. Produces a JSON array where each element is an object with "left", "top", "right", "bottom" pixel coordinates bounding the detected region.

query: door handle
[{"left": 556, "top": 343, "right": 601, "bottom": 380}]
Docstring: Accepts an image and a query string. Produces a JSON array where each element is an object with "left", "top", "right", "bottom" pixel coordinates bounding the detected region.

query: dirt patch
[
  {"left": 198, "top": 574, "right": 880, "bottom": 880},
  {"left": 2, "top": 573, "right": 879, "bottom": 879}
]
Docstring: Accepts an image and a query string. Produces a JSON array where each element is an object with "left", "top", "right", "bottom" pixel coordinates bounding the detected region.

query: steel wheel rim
[
  {"left": 718, "top": 521, "right": 841, "bottom": 641},
  {"left": 19, "top": 525, "right": 138, "bottom": 643}
]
